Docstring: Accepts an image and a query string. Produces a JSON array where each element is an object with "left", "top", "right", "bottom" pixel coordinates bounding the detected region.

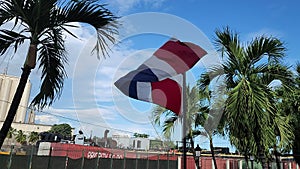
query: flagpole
[{"left": 182, "top": 72, "right": 187, "bottom": 169}]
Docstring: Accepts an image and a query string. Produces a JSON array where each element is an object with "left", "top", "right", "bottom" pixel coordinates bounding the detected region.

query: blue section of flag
[{"left": 129, "top": 65, "right": 158, "bottom": 98}]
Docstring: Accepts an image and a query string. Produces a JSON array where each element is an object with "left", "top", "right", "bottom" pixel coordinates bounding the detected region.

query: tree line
[{"left": 5, "top": 123, "right": 72, "bottom": 147}]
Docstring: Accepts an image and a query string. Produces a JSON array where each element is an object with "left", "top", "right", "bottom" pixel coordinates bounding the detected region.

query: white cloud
[
  {"left": 245, "top": 28, "right": 284, "bottom": 41},
  {"left": 35, "top": 115, "right": 60, "bottom": 125}
]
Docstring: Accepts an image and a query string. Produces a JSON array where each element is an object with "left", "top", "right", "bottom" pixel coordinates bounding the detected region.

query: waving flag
[{"left": 114, "top": 38, "right": 207, "bottom": 115}]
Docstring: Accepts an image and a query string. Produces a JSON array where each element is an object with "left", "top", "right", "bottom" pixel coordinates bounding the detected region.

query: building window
[
  {"left": 133, "top": 140, "right": 135, "bottom": 148},
  {"left": 137, "top": 140, "right": 141, "bottom": 148}
]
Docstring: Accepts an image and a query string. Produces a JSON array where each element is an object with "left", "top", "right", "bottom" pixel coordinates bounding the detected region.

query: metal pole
[
  {"left": 7, "top": 144, "right": 14, "bottom": 169},
  {"left": 135, "top": 151, "right": 138, "bottom": 169},
  {"left": 167, "top": 151, "right": 170, "bottom": 169},
  {"left": 110, "top": 153, "right": 113, "bottom": 169},
  {"left": 157, "top": 154, "right": 160, "bottom": 169},
  {"left": 28, "top": 145, "right": 34, "bottom": 169},
  {"left": 195, "top": 157, "right": 200, "bottom": 169},
  {"left": 182, "top": 72, "right": 187, "bottom": 169},
  {"left": 47, "top": 147, "right": 52, "bottom": 169},
  {"left": 146, "top": 151, "right": 149, "bottom": 169},
  {"left": 123, "top": 150, "right": 126, "bottom": 169},
  {"left": 65, "top": 151, "right": 69, "bottom": 169},
  {"left": 96, "top": 150, "right": 100, "bottom": 169},
  {"left": 80, "top": 150, "right": 85, "bottom": 169}
]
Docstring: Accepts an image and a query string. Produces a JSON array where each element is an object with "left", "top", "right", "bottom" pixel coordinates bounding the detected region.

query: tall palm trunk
[
  {"left": 189, "top": 136, "right": 198, "bottom": 169},
  {"left": 293, "top": 131, "right": 300, "bottom": 165},
  {"left": 0, "top": 43, "right": 36, "bottom": 148},
  {"left": 254, "top": 129, "right": 268, "bottom": 169},
  {"left": 244, "top": 155, "right": 249, "bottom": 169},
  {"left": 209, "top": 136, "right": 218, "bottom": 169},
  {"left": 274, "top": 145, "right": 281, "bottom": 169},
  {"left": 257, "top": 143, "right": 267, "bottom": 168},
  {"left": 0, "top": 66, "right": 31, "bottom": 147}
]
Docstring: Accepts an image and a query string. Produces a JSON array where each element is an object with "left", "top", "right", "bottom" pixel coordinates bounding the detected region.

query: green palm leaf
[{"left": 0, "top": 30, "right": 28, "bottom": 54}]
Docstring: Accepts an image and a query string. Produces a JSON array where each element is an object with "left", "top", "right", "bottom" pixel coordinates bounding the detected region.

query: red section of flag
[
  {"left": 154, "top": 40, "right": 207, "bottom": 74},
  {"left": 151, "top": 78, "right": 182, "bottom": 115}
]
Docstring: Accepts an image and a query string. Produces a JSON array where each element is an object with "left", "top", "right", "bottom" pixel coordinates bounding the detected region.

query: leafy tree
[
  {"left": 0, "top": 0, "right": 118, "bottom": 147},
  {"left": 15, "top": 130, "right": 27, "bottom": 145},
  {"left": 133, "top": 133, "right": 149, "bottom": 138},
  {"left": 49, "top": 123, "right": 72, "bottom": 139},
  {"left": 210, "top": 27, "right": 293, "bottom": 168}
]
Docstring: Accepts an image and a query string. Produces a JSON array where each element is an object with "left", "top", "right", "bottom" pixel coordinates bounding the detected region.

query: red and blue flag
[{"left": 114, "top": 38, "right": 207, "bottom": 115}]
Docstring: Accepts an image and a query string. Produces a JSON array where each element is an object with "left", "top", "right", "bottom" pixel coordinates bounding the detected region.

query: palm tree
[
  {"left": 15, "top": 130, "right": 27, "bottom": 145},
  {"left": 5, "top": 127, "right": 16, "bottom": 146},
  {"left": 0, "top": 0, "right": 118, "bottom": 148},
  {"left": 197, "top": 72, "right": 227, "bottom": 169},
  {"left": 152, "top": 85, "right": 206, "bottom": 169},
  {"left": 28, "top": 131, "right": 39, "bottom": 145},
  {"left": 210, "top": 27, "right": 293, "bottom": 168}
]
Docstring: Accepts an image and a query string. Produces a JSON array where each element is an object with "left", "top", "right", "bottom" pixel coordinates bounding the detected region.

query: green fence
[{"left": 0, "top": 145, "right": 178, "bottom": 169}]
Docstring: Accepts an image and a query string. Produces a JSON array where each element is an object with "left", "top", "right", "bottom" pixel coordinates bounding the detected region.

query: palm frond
[
  {"left": 195, "top": 107, "right": 208, "bottom": 127},
  {"left": 30, "top": 28, "right": 67, "bottom": 109},
  {"left": 0, "top": 0, "right": 16, "bottom": 25},
  {"left": 92, "top": 22, "right": 118, "bottom": 58},
  {"left": 57, "top": 0, "right": 118, "bottom": 58},
  {"left": 152, "top": 106, "right": 168, "bottom": 126},
  {"left": 214, "top": 26, "right": 240, "bottom": 56},
  {"left": 296, "top": 63, "right": 300, "bottom": 76},
  {"left": 246, "top": 36, "right": 285, "bottom": 65},
  {"left": 0, "top": 29, "right": 28, "bottom": 55},
  {"left": 274, "top": 113, "right": 294, "bottom": 150}
]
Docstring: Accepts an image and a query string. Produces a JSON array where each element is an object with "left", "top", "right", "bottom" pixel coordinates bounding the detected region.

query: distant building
[
  {"left": 0, "top": 74, "right": 31, "bottom": 123},
  {"left": 0, "top": 74, "right": 75, "bottom": 148},
  {"left": 112, "top": 134, "right": 131, "bottom": 149},
  {"left": 131, "top": 137, "right": 150, "bottom": 150},
  {"left": 112, "top": 134, "right": 151, "bottom": 150}
]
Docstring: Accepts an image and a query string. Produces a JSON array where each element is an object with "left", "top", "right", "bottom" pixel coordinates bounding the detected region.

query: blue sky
[{"left": 1, "top": 0, "right": 299, "bottom": 151}]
